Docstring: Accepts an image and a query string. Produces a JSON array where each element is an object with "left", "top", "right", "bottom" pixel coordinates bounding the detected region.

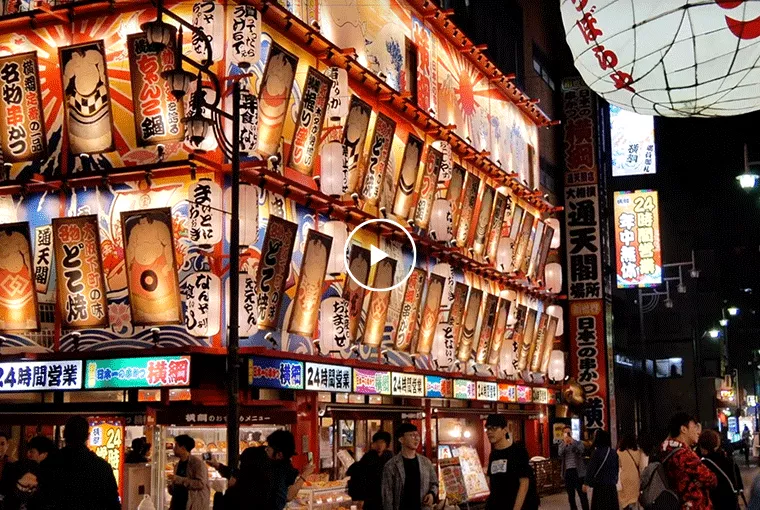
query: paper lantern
[
  {"left": 320, "top": 221, "right": 348, "bottom": 275},
  {"left": 430, "top": 199, "right": 453, "bottom": 242},
  {"left": 319, "top": 297, "right": 351, "bottom": 353},
  {"left": 549, "top": 350, "right": 566, "bottom": 382},
  {"left": 432, "top": 322, "right": 456, "bottom": 370},
  {"left": 500, "top": 340, "right": 519, "bottom": 377},
  {"left": 319, "top": 141, "right": 345, "bottom": 196},
  {"left": 546, "top": 218, "right": 561, "bottom": 249},
  {"left": 189, "top": 178, "right": 222, "bottom": 245},
  {"left": 225, "top": 182, "right": 259, "bottom": 247},
  {"left": 238, "top": 273, "right": 258, "bottom": 337},
  {"left": 560, "top": 1, "right": 760, "bottom": 117},
  {"left": 546, "top": 304, "right": 564, "bottom": 337},
  {"left": 496, "top": 238, "right": 514, "bottom": 271},
  {"left": 180, "top": 272, "right": 221, "bottom": 337},
  {"left": 545, "top": 263, "right": 562, "bottom": 293}
]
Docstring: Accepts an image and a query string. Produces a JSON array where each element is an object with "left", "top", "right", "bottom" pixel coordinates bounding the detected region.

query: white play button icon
[
  {"left": 345, "top": 218, "right": 417, "bottom": 292},
  {"left": 370, "top": 244, "right": 389, "bottom": 266}
]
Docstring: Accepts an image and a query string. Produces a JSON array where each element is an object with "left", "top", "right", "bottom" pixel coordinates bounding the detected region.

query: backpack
[{"left": 639, "top": 447, "right": 681, "bottom": 510}]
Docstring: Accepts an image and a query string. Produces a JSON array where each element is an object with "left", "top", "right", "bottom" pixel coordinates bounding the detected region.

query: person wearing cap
[
  {"left": 485, "top": 414, "right": 539, "bottom": 510},
  {"left": 382, "top": 423, "right": 438, "bottom": 510}
]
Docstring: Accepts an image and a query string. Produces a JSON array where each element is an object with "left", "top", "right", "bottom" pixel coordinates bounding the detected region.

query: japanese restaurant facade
[{"left": 0, "top": 0, "right": 570, "bottom": 507}]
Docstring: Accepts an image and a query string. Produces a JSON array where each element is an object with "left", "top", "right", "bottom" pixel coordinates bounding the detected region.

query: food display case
[{"left": 288, "top": 479, "right": 352, "bottom": 510}]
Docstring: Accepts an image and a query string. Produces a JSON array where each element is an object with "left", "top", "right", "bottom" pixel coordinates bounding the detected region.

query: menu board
[
  {"left": 439, "top": 457, "right": 467, "bottom": 505},
  {"left": 452, "top": 446, "right": 490, "bottom": 501}
]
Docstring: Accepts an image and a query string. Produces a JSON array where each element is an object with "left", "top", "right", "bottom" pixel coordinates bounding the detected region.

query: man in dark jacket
[
  {"left": 347, "top": 431, "right": 393, "bottom": 510},
  {"left": 52, "top": 416, "right": 120, "bottom": 510}
]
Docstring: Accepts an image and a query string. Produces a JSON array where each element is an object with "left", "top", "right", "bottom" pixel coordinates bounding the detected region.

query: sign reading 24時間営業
[{"left": 85, "top": 357, "right": 191, "bottom": 389}]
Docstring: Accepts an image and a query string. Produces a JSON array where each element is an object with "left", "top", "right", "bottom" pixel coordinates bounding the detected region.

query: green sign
[{"left": 85, "top": 356, "right": 191, "bottom": 389}]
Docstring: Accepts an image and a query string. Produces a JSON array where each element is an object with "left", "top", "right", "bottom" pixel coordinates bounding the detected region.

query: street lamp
[
  {"left": 736, "top": 144, "right": 759, "bottom": 190},
  {"left": 720, "top": 319, "right": 729, "bottom": 327},
  {"left": 709, "top": 329, "right": 721, "bottom": 339},
  {"left": 728, "top": 307, "right": 740, "bottom": 316},
  {"left": 144, "top": 0, "right": 243, "bottom": 473}
]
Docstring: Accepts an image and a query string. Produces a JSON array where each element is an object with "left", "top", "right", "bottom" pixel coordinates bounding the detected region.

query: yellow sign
[{"left": 88, "top": 418, "right": 124, "bottom": 498}]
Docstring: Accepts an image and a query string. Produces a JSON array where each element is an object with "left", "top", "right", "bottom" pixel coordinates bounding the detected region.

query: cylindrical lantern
[
  {"left": 546, "top": 218, "right": 561, "bottom": 249},
  {"left": 429, "top": 198, "right": 453, "bottom": 242},
  {"left": 548, "top": 350, "right": 565, "bottom": 381},
  {"left": 432, "top": 322, "right": 456, "bottom": 370},
  {"left": 321, "top": 220, "right": 348, "bottom": 275},
  {"left": 500, "top": 339, "right": 518, "bottom": 377},
  {"left": 546, "top": 304, "right": 564, "bottom": 336},
  {"left": 545, "top": 262, "right": 562, "bottom": 293},
  {"left": 496, "top": 238, "right": 513, "bottom": 271},
  {"left": 319, "top": 297, "right": 351, "bottom": 354},
  {"left": 225, "top": 182, "right": 259, "bottom": 247},
  {"left": 319, "top": 141, "right": 345, "bottom": 196}
]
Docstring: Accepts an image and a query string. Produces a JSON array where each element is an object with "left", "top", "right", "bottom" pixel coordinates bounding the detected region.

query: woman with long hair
[
  {"left": 617, "top": 434, "right": 644, "bottom": 510},
  {"left": 583, "top": 430, "right": 620, "bottom": 510}
]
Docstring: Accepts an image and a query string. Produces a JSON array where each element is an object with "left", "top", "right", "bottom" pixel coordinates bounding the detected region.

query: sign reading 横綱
[
  {"left": 255, "top": 216, "right": 298, "bottom": 330},
  {"left": 425, "top": 376, "right": 453, "bottom": 398},
  {"left": 249, "top": 357, "right": 304, "bottom": 390},
  {"left": 0, "top": 222, "right": 39, "bottom": 331},
  {"left": 52, "top": 215, "right": 109, "bottom": 329},
  {"left": 289, "top": 67, "right": 332, "bottom": 176},
  {"left": 0, "top": 360, "right": 82, "bottom": 391},
  {"left": 304, "top": 362, "right": 351, "bottom": 392},
  {"left": 562, "top": 77, "right": 611, "bottom": 437},
  {"left": 614, "top": 190, "right": 662, "bottom": 288},
  {"left": 353, "top": 369, "right": 391, "bottom": 395},
  {"left": 0, "top": 52, "right": 46, "bottom": 163},
  {"left": 392, "top": 372, "right": 424, "bottom": 397},
  {"left": 85, "top": 356, "right": 191, "bottom": 389},
  {"left": 127, "top": 34, "right": 184, "bottom": 147},
  {"left": 33, "top": 225, "right": 53, "bottom": 294}
]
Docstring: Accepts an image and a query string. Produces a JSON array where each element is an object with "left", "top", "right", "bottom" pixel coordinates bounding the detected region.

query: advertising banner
[
  {"left": 473, "top": 185, "right": 495, "bottom": 256},
  {"left": 416, "top": 274, "right": 446, "bottom": 355},
  {"left": 353, "top": 369, "right": 391, "bottom": 395},
  {"left": 304, "top": 362, "right": 351, "bottom": 392},
  {"left": 392, "top": 135, "right": 424, "bottom": 218},
  {"left": 457, "top": 289, "right": 482, "bottom": 362},
  {"left": 249, "top": 357, "right": 304, "bottom": 390},
  {"left": 289, "top": 67, "right": 332, "bottom": 175},
  {"left": 0, "top": 52, "right": 46, "bottom": 162},
  {"left": 342, "top": 96, "right": 372, "bottom": 194},
  {"left": 474, "top": 294, "right": 498, "bottom": 364},
  {"left": 257, "top": 42, "right": 298, "bottom": 157},
  {"left": 0, "top": 360, "right": 82, "bottom": 391},
  {"left": 394, "top": 268, "right": 426, "bottom": 352},
  {"left": 453, "top": 379, "right": 476, "bottom": 400},
  {"left": 413, "top": 147, "right": 444, "bottom": 229},
  {"left": 255, "top": 216, "right": 298, "bottom": 329},
  {"left": 476, "top": 381, "right": 498, "bottom": 401},
  {"left": 33, "top": 225, "right": 53, "bottom": 294},
  {"left": 288, "top": 230, "right": 332, "bottom": 337},
  {"left": 614, "top": 190, "right": 662, "bottom": 288},
  {"left": 455, "top": 174, "right": 480, "bottom": 247},
  {"left": 392, "top": 372, "right": 424, "bottom": 397},
  {"left": 361, "top": 112, "right": 396, "bottom": 204},
  {"left": 362, "top": 258, "right": 396, "bottom": 347},
  {"left": 343, "top": 245, "right": 371, "bottom": 340},
  {"left": 0, "top": 222, "right": 38, "bottom": 331},
  {"left": 425, "top": 376, "right": 452, "bottom": 398},
  {"left": 85, "top": 356, "right": 191, "bottom": 389},
  {"left": 88, "top": 418, "right": 124, "bottom": 498},
  {"left": 610, "top": 104, "right": 656, "bottom": 176}
]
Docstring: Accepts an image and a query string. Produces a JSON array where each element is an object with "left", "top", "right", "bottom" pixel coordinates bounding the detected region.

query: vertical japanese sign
[
  {"left": 486, "top": 192, "right": 508, "bottom": 263},
  {"left": 289, "top": 67, "right": 332, "bottom": 176},
  {"left": 360, "top": 113, "right": 396, "bottom": 204},
  {"left": 52, "top": 215, "right": 109, "bottom": 329},
  {"left": 455, "top": 175, "right": 480, "bottom": 247},
  {"left": 342, "top": 96, "right": 372, "bottom": 195},
  {"left": 610, "top": 104, "right": 656, "bottom": 176},
  {"left": 88, "top": 418, "right": 124, "bottom": 499},
  {"left": 238, "top": 273, "right": 257, "bottom": 337},
  {"left": 416, "top": 274, "right": 445, "bottom": 355},
  {"left": 0, "top": 222, "right": 38, "bottom": 331},
  {"left": 325, "top": 67, "right": 349, "bottom": 120},
  {"left": 411, "top": 16, "right": 436, "bottom": 113},
  {"left": 237, "top": 80, "right": 259, "bottom": 154},
  {"left": 457, "top": 289, "right": 482, "bottom": 362},
  {"left": 188, "top": 178, "right": 222, "bottom": 246},
  {"left": 343, "top": 245, "right": 371, "bottom": 341},
  {"left": 255, "top": 216, "right": 298, "bottom": 330},
  {"left": 121, "top": 208, "right": 182, "bottom": 326},
  {"left": 448, "top": 283, "right": 469, "bottom": 346},
  {"left": 413, "top": 147, "right": 444, "bottom": 229},
  {"left": 191, "top": 1, "right": 224, "bottom": 62},
  {"left": 392, "top": 135, "right": 424, "bottom": 219},
  {"left": 614, "top": 190, "right": 662, "bottom": 288},
  {"left": 473, "top": 185, "right": 495, "bottom": 256},
  {"left": 447, "top": 164, "right": 467, "bottom": 227},
  {"left": 563, "top": 77, "right": 609, "bottom": 436},
  {"left": 227, "top": 4, "right": 261, "bottom": 69},
  {"left": 33, "top": 225, "right": 53, "bottom": 294},
  {"left": 127, "top": 34, "right": 184, "bottom": 146},
  {"left": 511, "top": 213, "right": 535, "bottom": 273},
  {"left": 0, "top": 52, "right": 46, "bottom": 163},
  {"left": 288, "top": 230, "right": 332, "bottom": 337},
  {"left": 362, "top": 258, "right": 396, "bottom": 347},
  {"left": 394, "top": 267, "right": 426, "bottom": 352},
  {"left": 257, "top": 43, "right": 298, "bottom": 157},
  {"left": 487, "top": 298, "right": 511, "bottom": 365},
  {"left": 59, "top": 41, "right": 115, "bottom": 155},
  {"left": 474, "top": 294, "right": 499, "bottom": 364},
  {"left": 179, "top": 272, "right": 221, "bottom": 337}
]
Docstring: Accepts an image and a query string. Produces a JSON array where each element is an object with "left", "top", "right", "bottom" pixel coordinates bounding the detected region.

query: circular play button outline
[{"left": 344, "top": 218, "right": 417, "bottom": 293}]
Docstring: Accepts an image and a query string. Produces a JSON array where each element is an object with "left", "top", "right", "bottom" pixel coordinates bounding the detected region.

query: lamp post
[
  {"left": 636, "top": 252, "right": 699, "bottom": 434},
  {"left": 736, "top": 144, "right": 759, "bottom": 190},
  {"left": 143, "top": 0, "right": 244, "bottom": 471}
]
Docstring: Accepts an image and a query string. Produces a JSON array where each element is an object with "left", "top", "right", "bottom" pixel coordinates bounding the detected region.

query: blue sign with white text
[{"left": 249, "top": 357, "right": 304, "bottom": 390}]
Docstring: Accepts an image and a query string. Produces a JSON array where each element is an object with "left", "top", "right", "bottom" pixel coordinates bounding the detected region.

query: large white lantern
[
  {"left": 560, "top": 1, "right": 760, "bottom": 117},
  {"left": 546, "top": 304, "right": 564, "bottom": 337},
  {"left": 545, "top": 262, "right": 563, "bottom": 293},
  {"left": 319, "top": 141, "right": 345, "bottom": 196},
  {"left": 548, "top": 350, "right": 566, "bottom": 381},
  {"left": 225, "top": 182, "right": 259, "bottom": 247},
  {"left": 319, "top": 297, "right": 351, "bottom": 354},
  {"left": 500, "top": 339, "right": 518, "bottom": 377},
  {"left": 496, "top": 238, "right": 514, "bottom": 271},
  {"left": 321, "top": 221, "right": 348, "bottom": 275},
  {"left": 432, "top": 322, "right": 456, "bottom": 370},
  {"left": 430, "top": 199, "right": 453, "bottom": 242},
  {"left": 545, "top": 218, "right": 561, "bottom": 249}
]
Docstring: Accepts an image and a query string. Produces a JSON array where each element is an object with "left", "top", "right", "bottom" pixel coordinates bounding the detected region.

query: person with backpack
[
  {"left": 618, "top": 434, "right": 645, "bottom": 510},
  {"left": 583, "top": 430, "right": 619, "bottom": 510},
  {"left": 346, "top": 431, "right": 393, "bottom": 510},
  {"left": 698, "top": 430, "right": 743, "bottom": 510},
  {"left": 656, "top": 413, "right": 717, "bottom": 510},
  {"left": 484, "top": 414, "right": 539, "bottom": 510}
]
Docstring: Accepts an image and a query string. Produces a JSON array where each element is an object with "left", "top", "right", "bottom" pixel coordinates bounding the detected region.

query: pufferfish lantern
[
  {"left": 560, "top": 0, "right": 760, "bottom": 117},
  {"left": 563, "top": 379, "right": 586, "bottom": 407}
]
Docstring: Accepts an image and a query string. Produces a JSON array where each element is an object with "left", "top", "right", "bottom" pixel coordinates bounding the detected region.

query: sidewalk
[{"left": 537, "top": 461, "right": 760, "bottom": 509}]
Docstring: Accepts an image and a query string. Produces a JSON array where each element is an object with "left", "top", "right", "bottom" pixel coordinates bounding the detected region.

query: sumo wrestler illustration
[{"left": 0, "top": 224, "right": 38, "bottom": 331}]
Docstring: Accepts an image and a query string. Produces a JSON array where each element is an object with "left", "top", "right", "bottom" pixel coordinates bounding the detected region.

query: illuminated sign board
[
  {"left": 249, "top": 357, "right": 304, "bottom": 390},
  {"left": 610, "top": 104, "right": 656, "bottom": 177},
  {"left": 85, "top": 357, "right": 190, "bottom": 389},
  {"left": 304, "top": 362, "right": 351, "bottom": 393},
  {"left": 614, "top": 190, "right": 662, "bottom": 288},
  {"left": 0, "top": 360, "right": 82, "bottom": 392},
  {"left": 353, "top": 369, "right": 391, "bottom": 395}
]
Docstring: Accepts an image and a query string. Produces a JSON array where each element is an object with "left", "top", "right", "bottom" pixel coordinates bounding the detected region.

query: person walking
[
  {"left": 559, "top": 426, "right": 589, "bottom": 510},
  {"left": 484, "top": 414, "right": 539, "bottom": 510},
  {"left": 381, "top": 423, "right": 438, "bottom": 510},
  {"left": 583, "top": 430, "right": 620, "bottom": 510},
  {"left": 617, "top": 434, "right": 643, "bottom": 510},
  {"left": 743, "top": 426, "right": 752, "bottom": 465},
  {"left": 661, "top": 412, "right": 717, "bottom": 510},
  {"left": 52, "top": 416, "right": 120, "bottom": 510},
  {"left": 168, "top": 434, "right": 209, "bottom": 510},
  {"left": 698, "top": 429, "right": 742, "bottom": 510},
  {"left": 346, "top": 431, "right": 393, "bottom": 510}
]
